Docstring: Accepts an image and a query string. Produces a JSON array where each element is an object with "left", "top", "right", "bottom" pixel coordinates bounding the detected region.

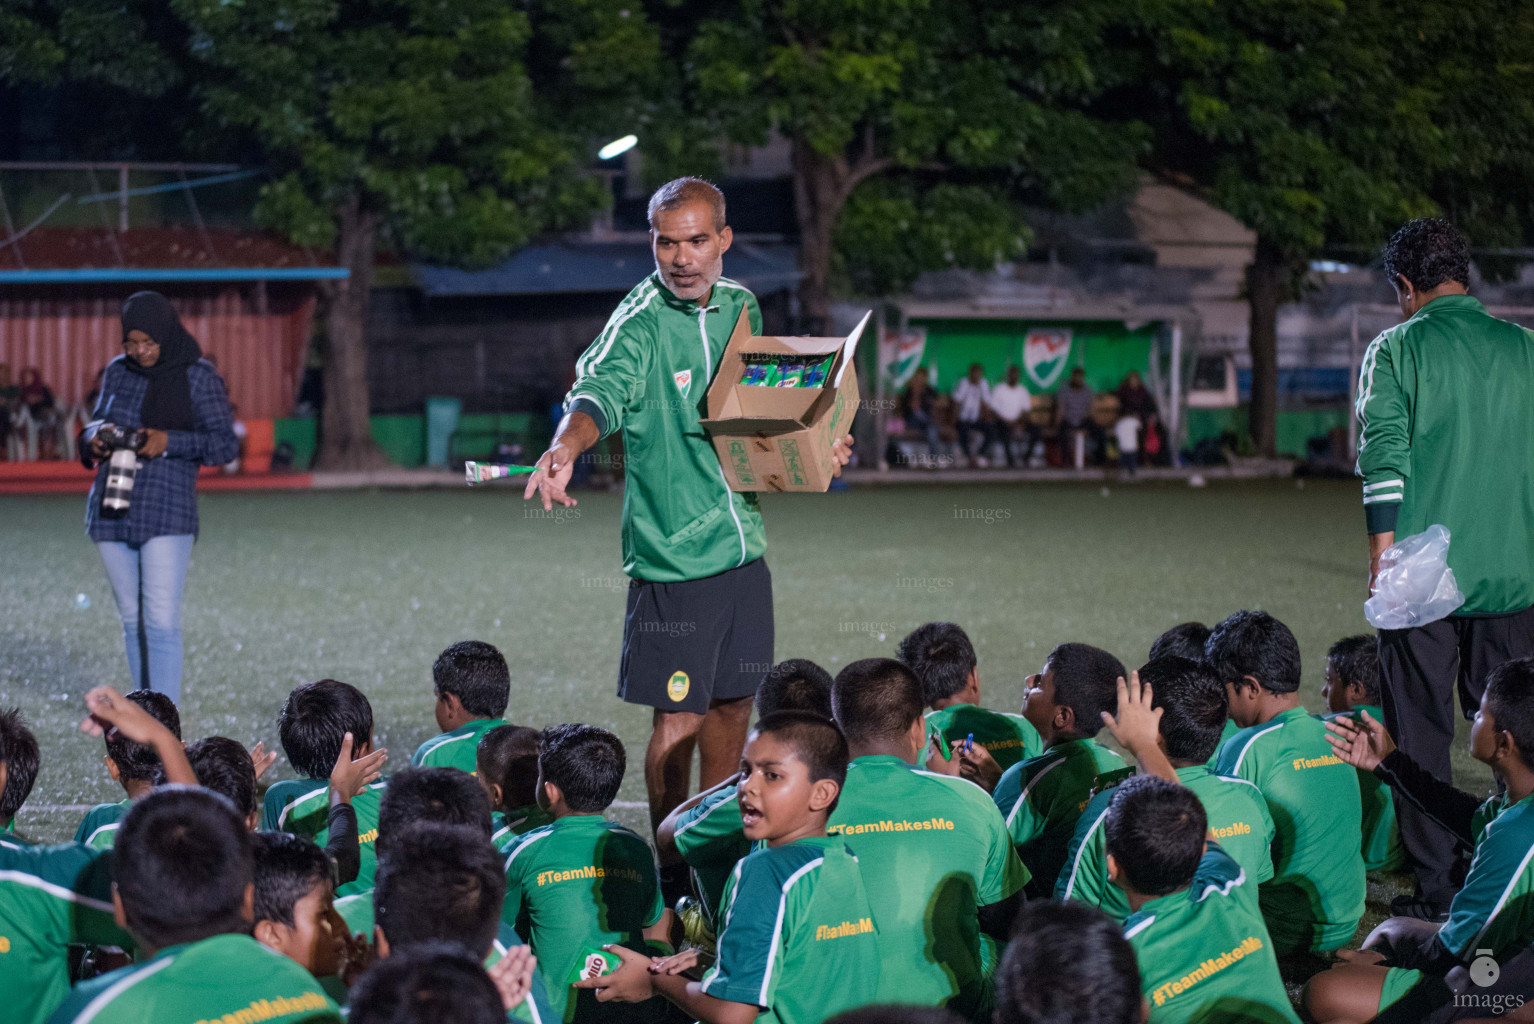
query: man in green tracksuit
[
  {"left": 524, "top": 178, "right": 852, "bottom": 834},
  {"left": 1356, "top": 218, "right": 1534, "bottom": 919}
]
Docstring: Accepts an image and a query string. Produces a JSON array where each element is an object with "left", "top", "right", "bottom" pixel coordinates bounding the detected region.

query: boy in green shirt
[
  {"left": 253, "top": 832, "right": 362, "bottom": 998},
  {"left": 477, "top": 724, "right": 552, "bottom": 852},
  {"left": 1321, "top": 633, "right": 1405, "bottom": 873},
  {"left": 1209, "top": 611, "right": 1365, "bottom": 953},
  {"left": 899, "top": 621, "right": 1043, "bottom": 774},
  {"left": 73, "top": 690, "right": 180, "bottom": 849},
  {"left": 502, "top": 725, "right": 670, "bottom": 1023},
  {"left": 1058, "top": 655, "right": 1276, "bottom": 922},
  {"left": 575, "top": 712, "right": 881, "bottom": 1024},
  {"left": 0, "top": 707, "right": 40, "bottom": 840},
  {"left": 995, "top": 901, "right": 1145, "bottom": 1024},
  {"left": 413, "top": 640, "right": 511, "bottom": 773},
  {"left": 47, "top": 787, "right": 341, "bottom": 1024},
  {"left": 989, "top": 643, "right": 1132, "bottom": 896},
  {"left": 1148, "top": 621, "right": 1240, "bottom": 767}
]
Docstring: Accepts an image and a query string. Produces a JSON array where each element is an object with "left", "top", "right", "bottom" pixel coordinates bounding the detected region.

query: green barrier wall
[
  {"left": 273, "top": 413, "right": 547, "bottom": 470},
  {"left": 906, "top": 318, "right": 1158, "bottom": 394},
  {"left": 1185, "top": 407, "right": 1350, "bottom": 457}
]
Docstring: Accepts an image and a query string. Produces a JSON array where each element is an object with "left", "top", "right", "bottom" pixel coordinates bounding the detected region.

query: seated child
[
  {"left": 1304, "top": 657, "right": 1534, "bottom": 1024},
  {"left": 253, "top": 831, "right": 355, "bottom": 990},
  {"left": 898, "top": 621, "right": 1043, "bottom": 772},
  {"left": 74, "top": 690, "right": 180, "bottom": 848},
  {"left": 575, "top": 711, "right": 882, "bottom": 1024},
  {"left": 994, "top": 901, "right": 1144, "bottom": 1024},
  {"left": 185, "top": 736, "right": 260, "bottom": 830},
  {"left": 989, "top": 643, "right": 1132, "bottom": 895},
  {"left": 1, "top": 707, "right": 40, "bottom": 841},
  {"left": 349, "top": 943, "right": 508, "bottom": 1024},
  {"left": 477, "top": 724, "right": 551, "bottom": 851},
  {"left": 502, "top": 724, "right": 669, "bottom": 1022},
  {"left": 1058, "top": 655, "right": 1276, "bottom": 921},
  {"left": 1149, "top": 621, "right": 1238, "bottom": 767},
  {"left": 413, "top": 640, "right": 510, "bottom": 772},
  {"left": 1322, "top": 633, "right": 1405, "bottom": 873},
  {"left": 47, "top": 787, "right": 341, "bottom": 1024},
  {"left": 262, "top": 679, "right": 388, "bottom": 894},
  {"left": 1209, "top": 610, "right": 1365, "bottom": 953}
]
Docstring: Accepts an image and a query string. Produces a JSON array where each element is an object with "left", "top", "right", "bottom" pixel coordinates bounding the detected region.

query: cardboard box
[{"left": 700, "top": 308, "right": 871, "bottom": 492}]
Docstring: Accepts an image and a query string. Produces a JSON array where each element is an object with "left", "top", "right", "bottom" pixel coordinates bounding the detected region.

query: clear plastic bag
[{"left": 1365, "top": 524, "right": 1467, "bottom": 629}]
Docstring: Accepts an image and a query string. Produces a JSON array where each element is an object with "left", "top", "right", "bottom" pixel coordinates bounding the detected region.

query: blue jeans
[{"left": 96, "top": 534, "right": 194, "bottom": 703}]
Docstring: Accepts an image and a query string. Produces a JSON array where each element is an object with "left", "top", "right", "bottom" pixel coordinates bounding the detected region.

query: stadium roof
[{"left": 0, "top": 227, "right": 346, "bottom": 281}]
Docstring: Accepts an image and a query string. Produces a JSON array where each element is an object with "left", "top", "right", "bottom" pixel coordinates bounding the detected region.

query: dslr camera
[{"left": 95, "top": 423, "right": 148, "bottom": 452}]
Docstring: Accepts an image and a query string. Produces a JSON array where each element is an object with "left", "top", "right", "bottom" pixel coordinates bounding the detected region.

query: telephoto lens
[{"left": 100, "top": 448, "right": 140, "bottom": 519}]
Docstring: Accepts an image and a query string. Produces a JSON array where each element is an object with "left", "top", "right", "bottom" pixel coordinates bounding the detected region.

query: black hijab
[{"left": 121, "top": 291, "right": 202, "bottom": 432}]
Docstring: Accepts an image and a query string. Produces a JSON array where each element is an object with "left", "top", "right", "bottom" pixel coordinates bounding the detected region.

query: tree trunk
[
  {"left": 317, "top": 197, "right": 389, "bottom": 471},
  {"left": 1245, "top": 236, "right": 1286, "bottom": 458},
  {"left": 790, "top": 136, "right": 841, "bottom": 335}
]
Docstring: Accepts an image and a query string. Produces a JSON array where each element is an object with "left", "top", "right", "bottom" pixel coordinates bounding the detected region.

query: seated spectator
[
  {"left": 1113, "top": 413, "right": 1141, "bottom": 477},
  {"left": 348, "top": 943, "right": 508, "bottom": 1024},
  {"left": 74, "top": 690, "right": 181, "bottom": 849},
  {"left": 18, "top": 367, "right": 59, "bottom": 459},
  {"left": 1054, "top": 367, "right": 1103, "bottom": 467},
  {"left": 0, "top": 364, "right": 16, "bottom": 458},
  {"left": 987, "top": 366, "right": 1036, "bottom": 468},
  {"left": 894, "top": 368, "right": 939, "bottom": 459},
  {"left": 952, "top": 363, "right": 995, "bottom": 468},
  {"left": 476, "top": 724, "right": 549, "bottom": 851},
  {"left": 1115, "top": 370, "right": 1157, "bottom": 421}
]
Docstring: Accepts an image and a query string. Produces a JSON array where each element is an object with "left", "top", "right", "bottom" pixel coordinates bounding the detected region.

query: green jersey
[
  {"left": 411, "top": 718, "right": 505, "bottom": 773},
  {"left": 1355, "top": 294, "right": 1534, "bottom": 613},
  {"left": 502, "top": 815, "right": 666, "bottom": 1023},
  {"left": 1124, "top": 846, "right": 1301, "bottom": 1024},
  {"left": 1324, "top": 707, "right": 1405, "bottom": 873},
  {"left": 831, "top": 755, "right": 1028, "bottom": 1016},
  {"left": 45, "top": 934, "right": 340, "bottom": 1024},
  {"left": 0, "top": 840, "right": 129, "bottom": 1024},
  {"left": 566, "top": 273, "right": 768, "bottom": 583},
  {"left": 1215, "top": 707, "right": 1365, "bottom": 952},
  {"left": 672, "top": 783, "right": 752, "bottom": 922},
  {"left": 699, "top": 837, "right": 881, "bottom": 1024},
  {"left": 261, "top": 778, "right": 386, "bottom": 896},
  {"left": 1208, "top": 719, "right": 1242, "bottom": 770},
  {"left": 925, "top": 704, "right": 1043, "bottom": 771},
  {"left": 1437, "top": 790, "right": 1534, "bottom": 959},
  {"left": 993, "top": 738, "right": 1131, "bottom": 897},
  {"left": 1058, "top": 764, "right": 1276, "bottom": 923},
  {"left": 72, "top": 799, "right": 132, "bottom": 850},
  {"left": 492, "top": 805, "right": 555, "bottom": 855}
]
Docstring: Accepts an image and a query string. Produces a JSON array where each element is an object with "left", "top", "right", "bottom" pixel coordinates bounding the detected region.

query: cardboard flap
[
  {"left": 834, "top": 310, "right": 872, "bottom": 387},
  {"left": 699, "top": 416, "right": 805, "bottom": 437},
  {"left": 732, "top": 385, "right": 822, "bottom": 421}
]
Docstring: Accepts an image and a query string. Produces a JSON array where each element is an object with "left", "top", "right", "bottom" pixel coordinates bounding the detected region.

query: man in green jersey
[
  {"left": 47, "top": 788, "right": 341, "bottom": 1024},
  {"left": 1358, "top": 219, "right": 1534, "bottom": 919},
  {"left": 1322, "top": 634, "right": 1405, "bottom": 873},
  {"left": 1209, "top": 611, "right": 1365, "bottom": 953},
  {"left": 477, "top": 724, "right": 553, "bottom": 852},
  {"left": 898, "top": 621, "right": 1043, "bottom": 774},
  {"left": 988, "top": 643, "right": 1131, "bottom": 896},
  {"left": 524, "top": 178, "right": 852, "bottom": 831},
  {"left": 73, "top": 690, "right": 180, "bottom": 849},
  {"left": 1059, "top": 656, "right": 1275, "bottom": 922},
  {"left": 412, "top": 641, "right": 509, "bottom": 773},
  {"left": 502, "top": 725, "right": 669, "bottom": 1023}
]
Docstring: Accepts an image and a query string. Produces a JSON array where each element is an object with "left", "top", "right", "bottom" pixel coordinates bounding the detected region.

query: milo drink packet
[
  {"left": 777, "top": 361, "right": 805, "bottom": 387},
  {"left": 801, "top": 353, "right": 836, "bottom": 388},
  {"left": 567, "top": 946, "right": 621, "bottom": 987}
]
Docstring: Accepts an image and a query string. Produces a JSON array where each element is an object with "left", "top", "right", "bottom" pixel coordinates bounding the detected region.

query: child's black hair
[
  {"left": 1048, "top": 643, "right": 1127, "bottom": 738},
  {"left": 476, "top": 725, "right": 541, "bottom": 810},
  {"left": 1205, "top": 611, "right": 1302, "bottom": 695},
  {"left": 825, "top": 1008, "right": 965, "bottom": 1024},
  {"left": 183, "top": 737, "right": 258, "bottom": 818},
  {"left": 897, "top": 622, "right": 978, "bottom": 707},
  {"left": 538, "top": 724, "right": 624, "bottom": 814},
  {"left": 996, "top": 901, "right": 1142, "bottom": 1024},
  {"left": 376, "top": 766, "right": 492, "bottom": 857},
  {"left": 1484, "top": 658, "right": 1534, "bottom": 761},
  {"left": 253, "top": 831, "right": 333, "bottom": 928},
  {"left": 0, "top": 707, "right": 40, "bottom": 821},
  {"left": 349, "top": 941, "right": 505, "bottom": 1024},
  {"left": 756, "top": 658, "right": 834, "bottom": 720},
  {"left": 1382, "top": 217, "right": 1471, "bottom": 292},
  {"left": 831, "top": 658, "right": 924, "bottom": 746},
  {"left": 1104, "top": 775, "right": 1207, "bottom": 897},
  {"left": 114, "top": 787, "right": 253, "bottom": 949},
  {"left": 1327, "top": 635, "right": 1382, "bottom": 705},
  {"left": 1149, "top": 622, "right": 1212, "bottom": 663},
  {"left": 432, "top": 640, "right": 510, "bottom": 720},
  {"left": 105, "top": 690, "right": 181, "bottom": 783},
  {"left": 374, "top": 824, "right": 504, "bottom": 956},
  {"left": 277, "top": 679, "right": 373, "bottom": 780},
  {"left": 1141, "top": 656, "right": 1230, "bottom": 765},
  {"left": 752, "top": 711, "right": 850, "bottom": 813}
]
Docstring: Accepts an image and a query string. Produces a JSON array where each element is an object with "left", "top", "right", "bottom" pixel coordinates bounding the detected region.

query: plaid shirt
[{"left": 85, "top": 356, "right": 238, "bottom": 543}]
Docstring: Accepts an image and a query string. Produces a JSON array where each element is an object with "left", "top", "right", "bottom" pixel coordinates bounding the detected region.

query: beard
[{"left": 657, "top": 251, "right": 724, "bottom": 301}]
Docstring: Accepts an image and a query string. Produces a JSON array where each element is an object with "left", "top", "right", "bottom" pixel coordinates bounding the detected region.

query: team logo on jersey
[
  {"left": 673, "top": 369, "right": 692, "bottom": 396},
  {"left": 1023, "top": 328, "right": 1073, "bottom": 390},
  {"left": 666, "top": 671, "right": 690, "bottom": 702}
]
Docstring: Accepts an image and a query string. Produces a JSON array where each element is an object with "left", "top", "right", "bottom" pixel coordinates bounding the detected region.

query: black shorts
[{"left": 618, "top": 557, "right": 774, "bottom": 715}]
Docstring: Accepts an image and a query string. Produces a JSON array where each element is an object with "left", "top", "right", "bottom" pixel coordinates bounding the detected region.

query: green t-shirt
[
  {"left": 1057, "top": 764, "right": 1277, "bottom": 923},
  {"left": 925, "top": 704, "right": 1044, "bottom": 771},
  {"left": 1438, "top": 790, "right": 1534, "bottom": 959},
  {"left": 1124, "top": 845, "right": 1301, "bottom": 1024},
  {"left": 72, "top": 800, "right": 132, "bottom": 850},
  {"left": 699, "top": 836, "right": 881, "bottom": 1024},
  {"left": 502, "top": 815, "right": 666, "bottom": 1023},
  {"left": 672, "top": 784, "right": 753, "bottom": 923},
  {"left": 831, "top": 755, "right": 1028, "bottom": 1017},
  {"left": 1214, "top": 706, "right": 1365, "bottom": 953},
  {"left": 1323, "top": 706, "right": 1405, "bottom": 873},
  {"left": 1, "top": 840, "right": 129, "bottom": 1024},
  {"left": 261, "top": 779, "right": 386, "bottom": 896},
  {"left": 45, "top": 934, "right": 340, "bottom": 1024},
  {"left": 993, "top": 738, "right": 1131, "bottom": 897},
  {"left": 411, "top": 718, "right": 506, "bottom": 774},
  {"left": 492, "top": 805, "right": 556, "bottom": 855},
  {"left": 1208, "top": 719, "right": 1242, "bottom": 770}
]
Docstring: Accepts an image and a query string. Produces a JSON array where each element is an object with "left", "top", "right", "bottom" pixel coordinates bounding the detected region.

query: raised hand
[
  {"left": 1100, "top": 672, "right": 1162, "bottom": 756},
  {"left": 330, "top": 731, "right": 387, "bottom": 802},
  {"left": 249, "top": 741, "right": 278, "bottom": 781},
  {"left": 488, "top": 946, "right": 537, "bottom": 1012},
  {"left": 1324, "top": 709, "right": 1395, "bottom": 772}
]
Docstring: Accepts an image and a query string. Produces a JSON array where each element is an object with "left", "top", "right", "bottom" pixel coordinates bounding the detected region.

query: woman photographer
[{"left": 83, "top": 292, "right": 237, "bottom": 702}]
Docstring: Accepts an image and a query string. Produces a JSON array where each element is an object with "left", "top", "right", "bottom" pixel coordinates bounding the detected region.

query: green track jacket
[
  {"left": 567, "top": 273, "right": 768, "bottom": 583},
  {"left": 1355, "top": 294, "right": 1534, "bottom": 614}
]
